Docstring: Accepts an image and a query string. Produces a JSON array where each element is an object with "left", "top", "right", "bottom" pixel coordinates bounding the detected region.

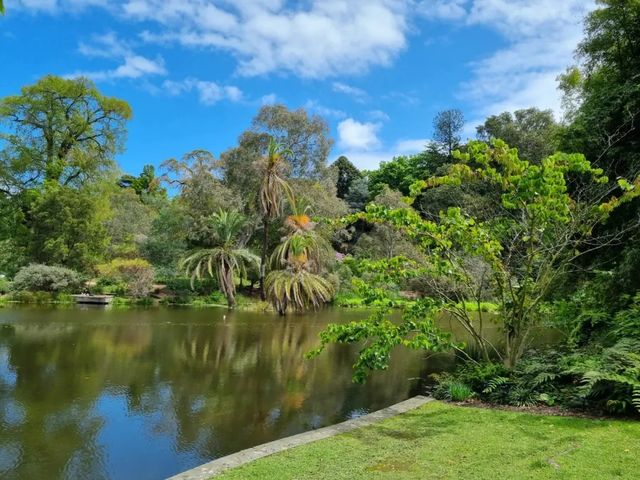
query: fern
[
  {"left": 531, "top": 371, "right": 559, "bottom": 387},
  {"left": 482, "top": 376, "right": 509, "bottom": 394},
  {"left": 633, "top": 387, "right": 640, "bottom": 412}
]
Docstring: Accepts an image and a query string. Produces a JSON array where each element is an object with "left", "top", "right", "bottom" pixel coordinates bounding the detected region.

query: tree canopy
[{"left": 0, "top": 75, "right": 131, "bottom": 194}]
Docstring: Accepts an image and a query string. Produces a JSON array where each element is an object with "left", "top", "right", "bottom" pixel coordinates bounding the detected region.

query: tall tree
[
  {"left": 558, "top": 0, "right": 640, "bottom": 178},
  {"left": 27, "top": 183, "right": 110, "bottom": 272},
  {"left": 0, "top": 75, "right": 131, "bottom": 194},
  {"left": 332, "top": 156, "right": 361, "bottom": 199},
  {"left": 476, "top": 108, "right": 559, "bottom": 164},
  {"left": 556, "top": 0, "right": 640, "bottom": 305},
  {"left": 251, "top": 104, "right": 333, "bottom": 178},
  {"left": 221, "top": 104, "right": 333, "bottom": 199},
  {"left": 266, "top": 197, "right": 333, "bottom": 315},
  {"left": 0, "top": 76, "right": 130, "bottom": 273},
  {"left": 367, "top": 145, "right": 446, "bottom": 198},
  {"left": 257, "top": 138, "right": 294, "bottom": 299},
  {"left": 161, "top": 150, "right": 239, "bottom": 245},
  {"left": 118, "top": 164, "right": 166, "bottom": 200},
  {"left": 433, "top": 109, "right": 464, "bottom": 157}
]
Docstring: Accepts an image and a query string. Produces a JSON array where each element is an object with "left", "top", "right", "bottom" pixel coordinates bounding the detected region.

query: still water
[{"left": 0, "top": 306, "right": 459, "bottom": 480}]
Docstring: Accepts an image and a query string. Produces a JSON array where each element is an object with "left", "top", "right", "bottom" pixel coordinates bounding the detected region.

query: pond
[
  {"left": 0, "top": 305, "right": 546, "bottom": 479},
  {"left": 0, "top": 306, "right": 445, "bottom": 479}
]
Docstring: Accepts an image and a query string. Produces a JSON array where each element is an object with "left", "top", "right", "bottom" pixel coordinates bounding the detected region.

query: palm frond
[{"left": 265, "top": 269, "right": 334, "bottom": 314}]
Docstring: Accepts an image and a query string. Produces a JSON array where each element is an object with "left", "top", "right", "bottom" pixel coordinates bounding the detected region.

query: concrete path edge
[{"left": 167, "top": 395, "right": 433, "bottom": 480}]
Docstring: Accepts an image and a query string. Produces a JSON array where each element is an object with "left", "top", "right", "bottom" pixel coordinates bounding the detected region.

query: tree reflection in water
[{"left": 0, "top": 307, "right": 437, "bottom": 480}]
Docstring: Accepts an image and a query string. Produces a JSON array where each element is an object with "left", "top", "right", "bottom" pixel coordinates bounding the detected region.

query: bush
[
  {"left": 433, "top": 377, "right": 474, "bottom": 402},
  {"left": 0, "top": 277, "right": 11, "bottom": 294},
  {"left": 97, "top": 258, "right": 155, "bottom": 297},
  {"left": 11, "top": 264, "right": 83, "bottom": 293}
]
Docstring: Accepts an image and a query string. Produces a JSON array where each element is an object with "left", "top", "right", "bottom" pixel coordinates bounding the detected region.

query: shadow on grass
[{"left": 346, "top": 409, "right": 456, "bottom": 443}]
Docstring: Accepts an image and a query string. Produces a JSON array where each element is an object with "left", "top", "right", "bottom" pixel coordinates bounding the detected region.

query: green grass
[
  {"left": 457, "top": 301, "right": 499, "bottom": 312},
  {"left": 217, "top": 401, "right": 639, "bottom": 480}
]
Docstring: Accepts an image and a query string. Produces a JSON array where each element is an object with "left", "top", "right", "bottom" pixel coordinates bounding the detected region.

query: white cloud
[
  {"left": 337, "top": 137, "right": 428, "bottom": 170},
  {"left": 15, "top": 0, "right": 111, "bottom": 12},
  {"left": 367, "top": 110, "right": 390, "bottom": 122},
  {"left": 332, "top": 82, "right": 368, "bottom": 102},
  {"left": 260, "top": 93, "right": 278, "bottom": 105},
  {"left": 338, "top": 151, "right": 395, "bottom": 171},
  {"left": 78, "top": 32, "right": 129, "bottom": 58},
  {"left": 162, "top": 78, "right": 243, "bottom": 105},
  {"left": 70, "top": 55, "right": 166, "bottom": 81},
  {"left": 395, "top": 138, "right": 430, "bottom": 153},
  {"left": 128, "top": 0, "right": 409, "bottom": 78},
  {"left": 449, "top": 0, "right": 596, "bottom": 118},
  {"left": 338, "top": 118, "right": 381, "bottom": 151},
  {"left": 417, "top": 0, "right": 467, "bottom": 20},
  {"left": 70, "top": 32, "right": 166, "bottom": 81},
  {"left": 304, "top": 100, "right": 346, "bottom": 119}
]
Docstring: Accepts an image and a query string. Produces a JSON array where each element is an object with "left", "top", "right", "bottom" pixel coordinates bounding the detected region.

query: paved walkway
[{"left": 167, "top": 395, "right": 433, "bottom": 480}]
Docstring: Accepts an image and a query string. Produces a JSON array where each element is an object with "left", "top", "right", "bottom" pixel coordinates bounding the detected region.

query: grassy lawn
[{"left": 217, "top": 401, "right": 640, "bottom": 480}]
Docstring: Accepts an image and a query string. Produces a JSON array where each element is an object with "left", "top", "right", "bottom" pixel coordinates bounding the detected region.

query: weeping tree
[
  {"left": 181, "top": 210, "right": 259, "bottom": 308},
  {"left": 309, "top": 140, "right": 640, "bottom": 380},
  {"left": 266, "top": 197, "right": 334, "bottom": 315},
  {"left": 257, "top": 137, "right": 293, "bottom": 299}
]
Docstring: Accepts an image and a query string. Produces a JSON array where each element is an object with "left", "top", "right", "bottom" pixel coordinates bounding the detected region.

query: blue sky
[{"left": 1, "top": 0, "right": 594, "bottom": 175}]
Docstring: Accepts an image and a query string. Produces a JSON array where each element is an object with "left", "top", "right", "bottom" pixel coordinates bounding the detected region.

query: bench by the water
[{"left": 71, "top": 294, "right": 114, "bottom": 305}]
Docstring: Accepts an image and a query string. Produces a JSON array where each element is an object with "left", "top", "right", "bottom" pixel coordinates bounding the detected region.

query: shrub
[
  {"left": 0, "top": 277, "right": 11, "bottom": 294},
  {"left": 11, "top": 264, "right": 83, "bottom": 293},
  {"left": 433, "top": 377, "right": 474, "bottom": 402},
  {"left": 97, "top": 258, "right": 155, "bottom": 297}
]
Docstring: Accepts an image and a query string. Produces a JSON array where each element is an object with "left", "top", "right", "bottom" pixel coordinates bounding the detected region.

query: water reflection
[{"left": 0, "top": 307, "right": 435, "bottom": 480}]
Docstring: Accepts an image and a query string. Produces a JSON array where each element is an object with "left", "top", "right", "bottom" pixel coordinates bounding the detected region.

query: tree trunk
[{"left": 260, "top": 216, "right": 269, "bottom": 301}]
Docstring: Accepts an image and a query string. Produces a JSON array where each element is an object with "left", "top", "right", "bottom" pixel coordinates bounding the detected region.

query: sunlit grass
[{"left": 217, "top": 401, "right": 639, "bottom": 480}]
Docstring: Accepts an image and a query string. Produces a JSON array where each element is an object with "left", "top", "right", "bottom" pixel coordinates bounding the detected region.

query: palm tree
[
  {"left": 257, "top": 137, "right": 293, "bottom": 299},
  {"left": 181, "top": 210, "right": 259, "bottom": 308},
  {"left": 265, "top": 235, "right": 334, "bottom": 315},
  {"left": 271, "top": 196, "right": 330, "bottom": 274},
  {"left": 266, "top": 196, "right": 335, "bottom": 315}
]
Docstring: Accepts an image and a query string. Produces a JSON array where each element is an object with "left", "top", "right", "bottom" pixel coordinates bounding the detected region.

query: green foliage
[
  {"left": 308, "top": 298, "right": 458, "bottom": 383},
  {"left": 11, "top": 264, "right": 83, "bottom": 293},
  {"left": 367, "top": 144, "right": 445, "bottom": 197},
  {"left": 250, "top": 104, "right": 332, "bottom": 178},
  {"left": 0, "top": 75, "right": 130, "bottom": 190},
  {"left": 312, "top": 139, "right": 639, "bottom": 381},
  {"left": 265, "top": 269, "right": 334, "bottom": 315},
  {"left": 8, "top": 291, "right": 65, "bottom": 304},
  {"left": 568, "top": 339, "right": 640, "bottom": 414},
  {"left": 181, "top": 210, "right": 259, "bottom": 307},
  {"left": 332, "top": 155, "right": 361, "bottom": 199},
  {"left": 476, "top": 108, "right": 559, "bottom": 164},
  {"left": 20, "top": 183, "right": 110, "bottom": 272},
  {"left": 0, "top": 277, "right": 11, "bottom": 294},
  {"left": 97, "top": 258, "right": 155, "bottom": 297},
  {"left": 161, "top": 150, "right": 240, "bottom": 245},
  {"left": 433, "top": 378, "right": 475, "bottom": 402},
  {"left": 344, "top": 176, "right": 370, "bottom": 211},
  {"left": 141, "top": 200, "right": 189, "bottom": 277},
  {"left": 433, "top": 109, "right": 464, "bottom": 157},
  {"left": 118, "top": 164, "right": 166, "bottom": 200},
  {"left": 105, "top": 188, "right": 155, "bottom": 259}
]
